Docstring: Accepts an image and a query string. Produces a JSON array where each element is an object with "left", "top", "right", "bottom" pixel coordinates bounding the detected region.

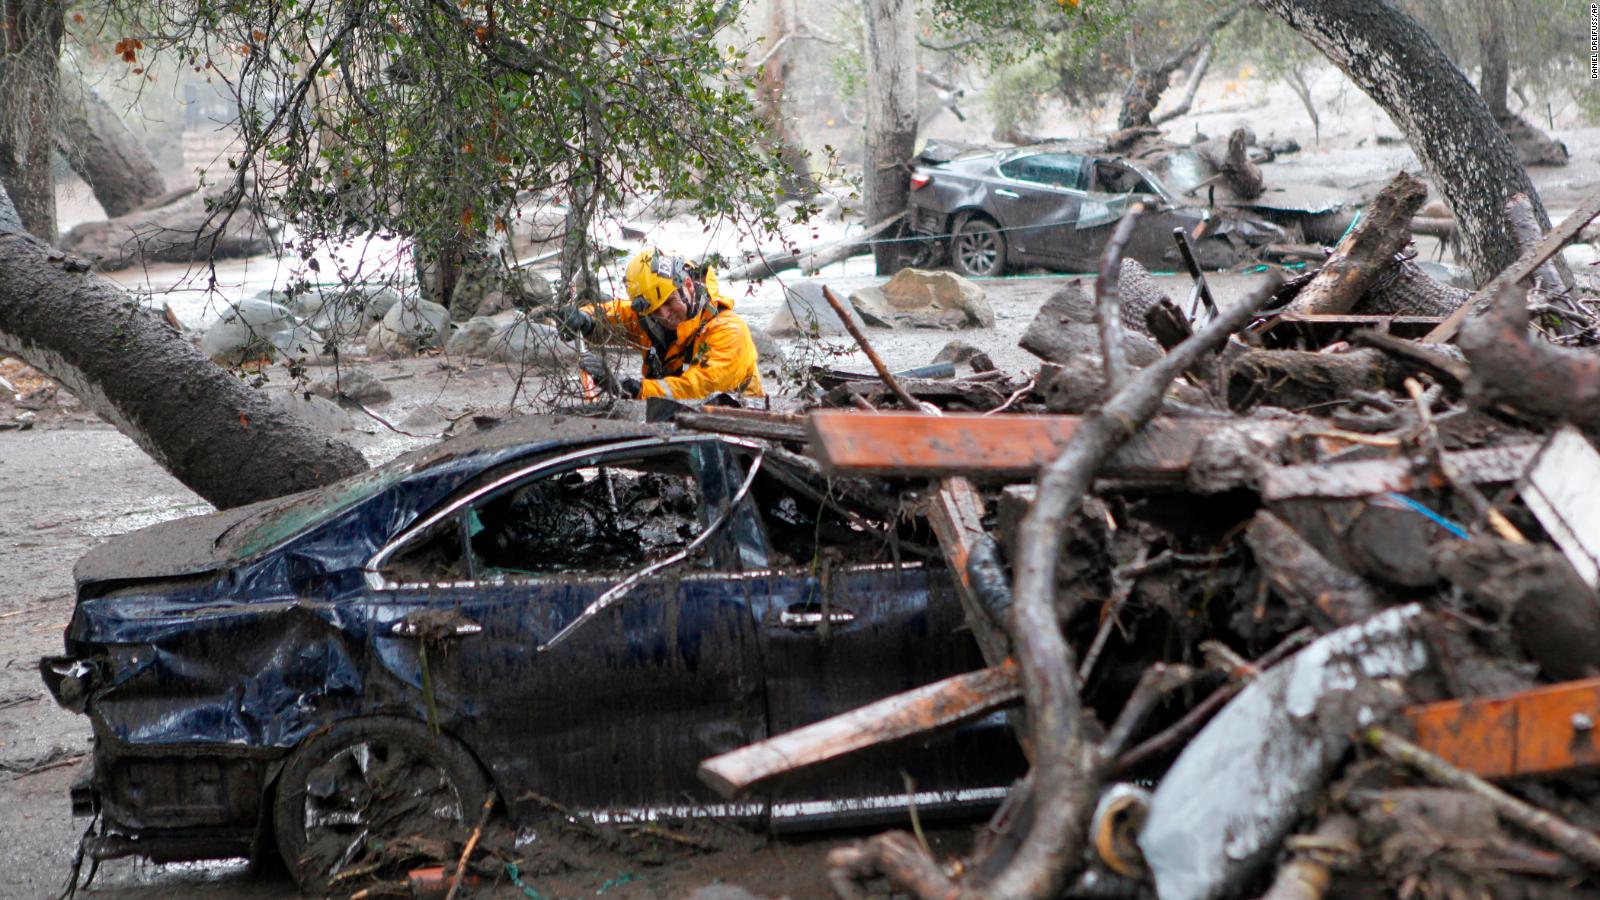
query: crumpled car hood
[{"left": 73, "top": 495, "right": 293, "bottom": 587}]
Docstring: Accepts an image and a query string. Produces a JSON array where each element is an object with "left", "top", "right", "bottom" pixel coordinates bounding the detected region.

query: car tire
[
  {"left": 273, "top": 717, "right": 489, "bottom": 894},
  {"left": 950, "top": 217, "right": 1007, "bottom": 278}
]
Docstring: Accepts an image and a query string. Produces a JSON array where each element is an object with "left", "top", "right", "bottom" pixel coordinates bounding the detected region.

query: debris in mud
[{"left": 675, "top": 183, "right": 1600, "bottom": 899}]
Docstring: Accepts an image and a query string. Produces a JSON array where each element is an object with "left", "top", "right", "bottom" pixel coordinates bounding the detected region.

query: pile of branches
[{"left": 689, "top": 172, "right": 1600, "bottom": 899}]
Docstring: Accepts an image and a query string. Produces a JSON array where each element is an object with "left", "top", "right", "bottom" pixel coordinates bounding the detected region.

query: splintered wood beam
[
  {"left": 697, "top": 660, "right": 1022, "bottom": 798},
  {"left": 806, "top": 411, "right": 1236, "bottom": 481},
  {"left": 1260, "top": 443, "right": 1538, "bottom": 502}
]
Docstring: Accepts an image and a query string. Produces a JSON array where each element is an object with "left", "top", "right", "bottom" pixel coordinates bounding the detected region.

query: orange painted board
[
  {"left": 806, "top": 411, "right": 1239, "bottom": 481},
  {"left": 1404, "top": 677, "right": 1600, "bottom": 779}
]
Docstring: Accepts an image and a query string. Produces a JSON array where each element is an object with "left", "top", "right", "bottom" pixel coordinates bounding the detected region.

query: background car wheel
[
  {"left": 273, "top": 717, "right": 488, "bottom": 894},
  {"left": 950, "top": 217, "right": 1007, "bottom": 278}
]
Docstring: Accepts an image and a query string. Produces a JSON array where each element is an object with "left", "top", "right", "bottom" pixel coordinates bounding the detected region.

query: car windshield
[{"left": 218, "top": 461, "right": 418, "bottom": 560}]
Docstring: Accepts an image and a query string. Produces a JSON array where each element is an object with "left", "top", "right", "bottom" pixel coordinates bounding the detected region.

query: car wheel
[
  {"left": 273, "top": 717, "right": 488, "bottom": 894},
  {"left": 950, "top": 217, "right": 1007, "bottom": 278}
]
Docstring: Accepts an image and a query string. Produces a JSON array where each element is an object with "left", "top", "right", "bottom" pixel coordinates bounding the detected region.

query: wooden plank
[
  {"left": 1261, "top": 443, "right": 1538, "bottom": 502},
  {"left": 697, "top": 659, "right": 1022, "bottom": 798},
  {"left": 806, "top": 411, "right": 1235, "bottom": 481},
  {"left": 1521, "top": 426, "right": 1600, "bottom": 589},
  {"left": 1404, "top": 677, "right": 1600, "bottom": 779},
  {"left": 1425, "top": 191, "right": 1600, "bottom": 343}
]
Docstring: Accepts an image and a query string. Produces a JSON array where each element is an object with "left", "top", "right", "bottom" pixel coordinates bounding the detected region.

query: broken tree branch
[
  {"left": 1366, "top": 726, "right": 1600, "bottom": 871},
  {"left": 988, "top": 272, "right": 1279, "bottom": 898},
  {"left": 723, "top": 212, "right": 906, "bottom": 281}
]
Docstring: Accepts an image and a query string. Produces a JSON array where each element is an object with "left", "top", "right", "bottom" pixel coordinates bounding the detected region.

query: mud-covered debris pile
[{"left": 674, "top": 173, "right": 1600, "bottom": 899}]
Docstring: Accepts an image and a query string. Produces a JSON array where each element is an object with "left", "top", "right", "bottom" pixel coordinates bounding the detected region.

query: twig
[
  {"left": 1365, "top": 726, "right": 1600, "bottom": 871},
  {"left": 983, "top": 375, "right": 1037, "bottom": 416},
  {"left": 1077, "top": 545, "right": 1149, "bottom": 688},
  {"left": 1102, "top": 663, "right": 1197, "bottom": 758},
  {"left": 820, "top": 285, "right": 927, "bottom": 412},
  {"left": 445, "top": 792, "right": 496, "bottom": 900},
  {"left": 1094, "top": 204, "right": 1145, "bottom": 396}
]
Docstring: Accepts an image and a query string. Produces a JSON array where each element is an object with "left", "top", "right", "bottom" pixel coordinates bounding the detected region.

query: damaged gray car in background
[{"left": 904, "top": 139, "right": 1353, "bottom": 277}]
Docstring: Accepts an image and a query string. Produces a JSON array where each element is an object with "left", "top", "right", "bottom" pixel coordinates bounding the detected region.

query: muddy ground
[{"left": 6, "top": 65, "right": 1600, "bottom": 897}]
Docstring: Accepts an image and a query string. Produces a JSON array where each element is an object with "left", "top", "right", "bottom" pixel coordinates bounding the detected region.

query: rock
[
  {"left": 269, "top": 391, "right": 352, "bottom": 433},
  {"left": 849, "top": 268, "right": 994, "bottom": 330},
  {"left": 489, "top": 316, "right": 578, "bottom": 368},
  {"left": 311, "top": 369, "right": 391, "bottom": 404},
  {"left": 933, "top": 340, "right": 984, "bottom": 365},
  {"left": 766, "top": 280, "right": 865, "bottom": 337},
  {"left": 1020, "top": 282, "right": 1163, "bottom": 368},
  {"left": 445, "top": 314, "right": 510, "bottom": 358},
  {"left": 201, "top": 299, "right": 326, "bottom": 365},
  {"left": 368, "top": 298, "right": 450, "bottom": 358},
  {"left": 202, "top": 321, "right": 276, "bottom": 366},
  {"left": 747, "top": 324, "right": 787, "bottom": 375},
  {"left": 221, "top": 297, "right": 295, "bottom": 329}
]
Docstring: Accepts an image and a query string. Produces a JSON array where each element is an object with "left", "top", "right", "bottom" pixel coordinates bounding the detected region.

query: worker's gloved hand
[
  {"left": 558, "top": 307, "right": 595, "bottom": 339},
  {"left": 619, "top": 376, "right": 643, "bottom": 398},
  {"left": 579, "top": 353, "right": 626, "bottom": 397}
]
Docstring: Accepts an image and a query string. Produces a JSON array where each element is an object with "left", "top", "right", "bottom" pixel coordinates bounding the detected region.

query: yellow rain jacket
[{"left": 588, "top": 269, "right": 765, "bottom": 400}]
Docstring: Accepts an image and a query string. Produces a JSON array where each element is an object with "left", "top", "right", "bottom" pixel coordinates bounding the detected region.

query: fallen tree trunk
[
  {"left": 56, "top": 68, "right": 166, "bottom": 218},
  {"left": 1246, "top": 510, "right": 1382, "bottom": 629},
  {"left": 1278, "top": 171, "right": 1428, "bottom": 319},
  {"left": 1226, "top": 348, "right": 1400, "bottom": 412},
  {"left": 721, "top": 211, "right": 904, "bottom": 282},
  {"left": 0, "top": 229, "right": 368, "bottom": 508}
]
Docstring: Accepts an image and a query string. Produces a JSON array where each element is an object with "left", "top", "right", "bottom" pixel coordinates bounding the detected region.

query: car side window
[
  {"left": 1089, "top": 161, "right": 1158, "bottom": 196},
  {"left": 378, "top": 448, "right": 707, "bottom": 585},
  {"left": 467, "top": 458, "right": 701, "bottom": 577},
  {"left": 998, "top": 153, "right": 1087, "bottom": 190},
  {"left": 735, "top": 454, "right": 936, "bottom": 570}
]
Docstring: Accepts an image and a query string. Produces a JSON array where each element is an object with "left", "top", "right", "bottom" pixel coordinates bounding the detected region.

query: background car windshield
[{"left": 998, "top": 153, "right": 1087, "bottom": 190}]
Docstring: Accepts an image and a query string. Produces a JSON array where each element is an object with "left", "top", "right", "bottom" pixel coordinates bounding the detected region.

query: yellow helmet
[{"left": 624, "top": 248, "right": 689, "bottom": 315}]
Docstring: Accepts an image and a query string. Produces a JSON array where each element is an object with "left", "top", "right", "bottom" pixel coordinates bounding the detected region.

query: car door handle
[
  {"left": 994, "top": 188, "right": 1021, "bottom": 199},
  {"left": 778, "top": 606, "right": 856, "bottom": 629}
]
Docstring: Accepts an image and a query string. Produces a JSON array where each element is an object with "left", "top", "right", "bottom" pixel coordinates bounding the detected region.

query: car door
[
  {"left": 364, "top": 438, "right": 767, "bottom": 825},
  {"left": 991, "top": 152, "right": 1090, "bottom": 266},
  {"left": 730, "top": 455, "right": 1024, "bottom": 828}
]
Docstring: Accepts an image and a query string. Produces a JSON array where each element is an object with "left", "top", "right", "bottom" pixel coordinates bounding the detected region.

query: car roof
[{"left": 74, "top": 415, "right": 669, "bottom": 587}]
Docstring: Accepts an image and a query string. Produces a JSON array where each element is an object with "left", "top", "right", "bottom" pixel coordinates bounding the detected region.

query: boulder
[
  {"left": 444, "top": 313, "right": 510, "bottom": 358},
  {"left": 848, "top": 268, "right": 994, "bottom": 330},
  {"left": 489, "top": 316, "right": 578, "bottom": 368},
  {"left": 766, "top": 280, "right": 865, "bottom": 337},
  {"left": 311, "top": 368, "right": 392, "bottom": 404},
  {"left": 201, "top": 298, "right": 325, "bottom": 365},
  {"left": 747, "top": 324, "right": 787, "bottom": 376},
  {"left": 367, "top": 298, "right": 450, "bottom": 358}
]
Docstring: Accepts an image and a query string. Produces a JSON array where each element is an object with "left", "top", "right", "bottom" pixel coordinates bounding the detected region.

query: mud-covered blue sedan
[{"left": 42, "top": 416, "right": 1022, "bottom": 890}]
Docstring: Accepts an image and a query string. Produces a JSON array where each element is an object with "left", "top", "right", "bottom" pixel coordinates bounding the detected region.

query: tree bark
[
  {"left": 755, "top": 0, "right": 812, "bottom": 198},
  {"left": 1280, "top": 170, "right": 1428, "bottom": 318},
  {"left": 861, "top": 0, "right": 917, "bottom": 275},
  {"left": 0, "top": 0, "right": 63, "bottom": 243},
  {"left": 1258, "top": 0, "right": 1548, "bottom": 285},
  {"left": 55, "top": 67, "right": 166, "bottom": 218},
  {"left": 0, "top": 229, "right": 368, "bottom": 508}
]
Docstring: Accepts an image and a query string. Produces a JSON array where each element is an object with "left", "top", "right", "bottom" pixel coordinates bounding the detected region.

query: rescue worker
[{"left": 560, "top": 247, "right": 764, "bottom": 400}]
